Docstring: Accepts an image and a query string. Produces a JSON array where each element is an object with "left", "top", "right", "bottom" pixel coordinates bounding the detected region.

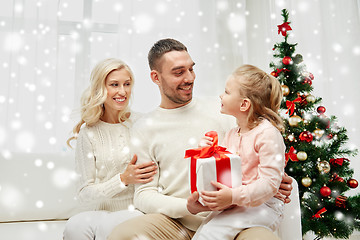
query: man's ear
[
  {"left": 150, "top": 70, "right": 160, "bottom": 86},
  {"left": 239, "top": 98, "right": 251, "bottom": 112}
]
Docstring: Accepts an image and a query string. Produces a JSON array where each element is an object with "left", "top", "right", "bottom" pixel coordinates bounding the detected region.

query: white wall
[{"left": 0, "top": 0, "right": 359, "bottom": 194}]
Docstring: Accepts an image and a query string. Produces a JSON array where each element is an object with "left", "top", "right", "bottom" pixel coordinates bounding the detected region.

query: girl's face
[
  {"left": 220, "top": 76, "right": 244, "bottom": 117},
  {"left": 103, "top": 68, "right": 132, "bottom": 116}
]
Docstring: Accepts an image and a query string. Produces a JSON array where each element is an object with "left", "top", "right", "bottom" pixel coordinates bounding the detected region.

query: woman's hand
[
  {"left": 120, "top": 154, "right": 157, "bottom": 185},
  {"left": 200, "top": 181, "right": 233, "bottom": 211}
]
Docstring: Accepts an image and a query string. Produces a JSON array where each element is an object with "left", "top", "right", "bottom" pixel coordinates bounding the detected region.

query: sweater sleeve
[
  {"left": 231, "top": 127, "right": 285, "bottom": 207},
  {"left": 75, "top": 128, "right": 128, "bottom": 205},
  {"left": 130, "top": 126, "right": 190, "bottom": 218}
]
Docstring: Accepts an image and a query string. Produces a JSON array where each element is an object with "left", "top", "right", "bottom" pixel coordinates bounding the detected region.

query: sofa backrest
[{"left": 0, "top": 152, "right": 82, "bottom": 222}]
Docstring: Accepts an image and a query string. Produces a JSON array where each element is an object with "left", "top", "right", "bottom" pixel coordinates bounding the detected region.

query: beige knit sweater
[{"left": 131, "top": 98, "right": 234, "bottom": 231}]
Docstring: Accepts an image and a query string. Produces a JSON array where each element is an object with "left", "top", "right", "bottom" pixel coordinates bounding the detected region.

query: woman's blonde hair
[
  {"left": 67, "top": 58, "right": 135, "bottom": 147},
  {"left": 232, "top": 64, "right": 284, "bottom": 132}
]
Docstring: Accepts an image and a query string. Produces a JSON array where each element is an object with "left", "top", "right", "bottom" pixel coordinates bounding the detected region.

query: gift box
[{"left": 185, "top": 131, "right": 242, "bottom": 204}]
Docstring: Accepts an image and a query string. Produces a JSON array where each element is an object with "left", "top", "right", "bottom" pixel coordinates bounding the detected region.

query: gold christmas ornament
[
  {"left": 314, "top": 128, "right": 325, "bottom": 139},
  {"left": 288, "top": 115, "right": 302, "bottom": 127},
  {"left": 281, "top": 85, "right": 290, "bottom": 96},
  {"left": 301, "top": 176, "right": 312, "bottom": 187},
  {"left": 306, "top": 94, "right": 316, "bottom": 103},
  {"left": 297, "top": 151, "right": 308, "bottom": 161},
  {"left": 287, "top": 134, "right": 295, "bottom": 142},
  {"left": 317, "top": 160, "right": 331, "bottom": 174}
]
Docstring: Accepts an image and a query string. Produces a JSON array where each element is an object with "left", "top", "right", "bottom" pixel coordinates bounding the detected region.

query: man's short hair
[{"left": 148, "top": 38, "right": 188, "bottom": 71}]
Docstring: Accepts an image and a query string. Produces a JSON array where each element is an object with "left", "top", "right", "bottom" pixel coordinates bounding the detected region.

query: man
[{"left": 108, "top": 38, "right": 292, "bottom": 240}]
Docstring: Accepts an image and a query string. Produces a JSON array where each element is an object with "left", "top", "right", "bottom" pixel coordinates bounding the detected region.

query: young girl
[
  {"left": 63, "top": 58, "right": 157, "bottom": 240},
  {"left": 192, "top": 64, "right": 286, "bottom": 240}
]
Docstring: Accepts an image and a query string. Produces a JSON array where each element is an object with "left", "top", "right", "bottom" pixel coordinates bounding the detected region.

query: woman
[{"left": 63, "top": 58, "right": 156, "bottom": 240}]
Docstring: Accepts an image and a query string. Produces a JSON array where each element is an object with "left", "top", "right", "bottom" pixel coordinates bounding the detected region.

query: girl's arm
[{"left": 231, "top": 127, "right": 285, "bottom": 207}]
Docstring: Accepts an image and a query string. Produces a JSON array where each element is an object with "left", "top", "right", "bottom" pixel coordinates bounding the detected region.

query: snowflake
[
  {"left": 133, "top": 14, "right": 154, "bottom": 34},
  {"left": 227, "top": 14, "right": 246, "bottom": 33}
]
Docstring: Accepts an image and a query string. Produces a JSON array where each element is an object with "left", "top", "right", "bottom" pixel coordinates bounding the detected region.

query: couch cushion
[{"left": 0, "top": 152, "right": 82, "bottom": 222}]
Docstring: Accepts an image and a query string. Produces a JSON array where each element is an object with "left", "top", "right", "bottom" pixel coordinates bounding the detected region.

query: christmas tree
[{"left": 270, "top": 9, "right": 360, "bottom": 239}]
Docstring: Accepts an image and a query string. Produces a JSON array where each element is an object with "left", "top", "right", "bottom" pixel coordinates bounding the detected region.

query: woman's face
[{"left": 103, "top": 68, "right": 132, "bottom": 115}]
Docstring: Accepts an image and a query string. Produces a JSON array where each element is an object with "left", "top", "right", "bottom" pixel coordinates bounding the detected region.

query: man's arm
[{"left": 130, "top": 125, "right": 191, "bottom": 218}]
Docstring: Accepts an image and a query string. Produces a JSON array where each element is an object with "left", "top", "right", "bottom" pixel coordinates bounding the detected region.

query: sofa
[
  {"left": 0, "top": 151, "right": 305, "bottom": 240},
  {"left": 0, "top": 152, "right": 80, "bottom": 240}
]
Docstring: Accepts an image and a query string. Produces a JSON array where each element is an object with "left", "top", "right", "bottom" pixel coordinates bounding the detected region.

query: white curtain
[{"left": 1, "top": 0, "right": 359, "bottom": 195}]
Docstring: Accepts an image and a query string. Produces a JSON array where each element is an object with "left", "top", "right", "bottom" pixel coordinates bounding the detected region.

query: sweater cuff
[
  {"left": 231, "top": 187, "right": 250, "bottom": 207},
  {"left": 102, "top": 173, "right": 127, "bottom": 197}
]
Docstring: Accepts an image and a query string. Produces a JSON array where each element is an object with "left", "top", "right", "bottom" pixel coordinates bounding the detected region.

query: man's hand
[
  {"left": 187, "top": 191, "right": 210, "bottom": 215},
  {"left": 120, "top": 154, "right": 157, "bottom": 185},
  {"left": 279, "top": 173, "right": 293, "bottom": 203},
  {"left": 200, "top": 181, "right": 233, "bottom": 211}
]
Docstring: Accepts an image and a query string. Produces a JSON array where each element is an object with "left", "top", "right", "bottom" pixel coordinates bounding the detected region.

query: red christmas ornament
[
  {"left": 271, "top": 71, "right": 279, "bottom": 77},
  {"left": 277, "top": 22, "right": 292, "bottom": 36},
  {"left": 309, "top": 72, "right": 314, "bottom": 80},
  {"left": 327, "top": 133, "right": 334, "bottom": 139},
  {"left": 330, "top": 173, "right": 344, "bottom": 183},
  {"left": 317, "top": 106, "right": 326, "bottom": 114},
  {"left": 320, "top": 186, "right": 331, "bottom": 197},
  {"left": 302, "top": 77, "right": 312, "bottom": 86},
  {"left": 299, "top": 131, "right": 313, "bottom": 142},
  {"left": 335, "top": 196, "right": 347, "bottom": 208},
  {"left": 347, "top": 179, "right": 358, "bottom": 188},
  {"left": 282, "top": 56, "right": 292, "bottom": 65}
]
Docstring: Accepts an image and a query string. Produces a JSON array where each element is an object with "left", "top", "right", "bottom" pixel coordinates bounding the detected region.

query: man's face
[{"left": 153, "top": 50, "right": 196, "bottom": 109}]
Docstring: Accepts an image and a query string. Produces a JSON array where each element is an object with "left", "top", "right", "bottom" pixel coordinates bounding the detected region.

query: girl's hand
[
  {"left": 200, "top": 181, "right": 233, "bottom": 211},
  {"left": 187, "top": 191, "right": 210, "bottom": 215},
  {"left": 198, "top": 136, "right": 213, "bottom": 147},
  {"left": 278, "top": 172, "right": 293, "bottom": 203},
  {"left": 120, "top": 154, "right": 157, "bottom": 185}
]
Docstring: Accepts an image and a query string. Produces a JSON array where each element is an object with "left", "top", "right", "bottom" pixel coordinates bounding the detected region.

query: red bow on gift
[
  {"left": 311, "top": 207, "right": 327, "bottom": 219},
  {"left": 185, "top": 131, "right": 232, "bottom": 193},
  {"left": 286, "top": 97, "right": 302, "bottom": 116},
  {"left": 329, "top": 158, "right": 349, "bottom": 166}
]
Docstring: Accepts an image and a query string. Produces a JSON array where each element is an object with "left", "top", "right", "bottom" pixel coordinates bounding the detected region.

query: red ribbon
[
  {"left": 286, "top": 97, "right": 302, "bottom": 116},
  {"left": 277, "top": 68, "right": 290, "bottom": 74},
  {"left": 285, "top": 146, "right": 298, "bottom": 165},
  {"left": 278, "top": 22, "right": 292, "bottom": 36},
  {"left": 335, "top": 196, "right": 347, "bottom": 208},
  {"left": 184, "top": 131, "right": 232, "bottom": 193},
  {"left": 311, "top": 207, "right": 327, "bottom": 219},
  {"left": 329, "top": 158, "right": 349, "bottom": 166}
]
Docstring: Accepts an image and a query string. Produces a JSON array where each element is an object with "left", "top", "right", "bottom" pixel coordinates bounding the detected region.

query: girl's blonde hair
[
  {"left": 67, "top": 58, "right": 135, "bottom": 147},
  {"left": 232, "top": 64, "right": 284, "bottom": 132}
]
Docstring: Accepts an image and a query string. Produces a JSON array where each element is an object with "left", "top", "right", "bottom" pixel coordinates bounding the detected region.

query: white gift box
[{"left": 188, "top": 153, "right": 242, "bottom": 205}]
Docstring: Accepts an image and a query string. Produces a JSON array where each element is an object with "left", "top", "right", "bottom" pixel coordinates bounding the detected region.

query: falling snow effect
[{"left": 0, "top": 1, "right": 359, "bottom": 239}]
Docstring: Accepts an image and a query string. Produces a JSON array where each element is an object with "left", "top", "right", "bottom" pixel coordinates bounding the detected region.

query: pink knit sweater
[{"left": 222, "top": 119, "right": 286, "bottom": 207}]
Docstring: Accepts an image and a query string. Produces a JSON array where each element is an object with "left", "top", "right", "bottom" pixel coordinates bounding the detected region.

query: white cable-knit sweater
[{"left": 74, "top": 112, "right": 140, "bottom": 211}]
